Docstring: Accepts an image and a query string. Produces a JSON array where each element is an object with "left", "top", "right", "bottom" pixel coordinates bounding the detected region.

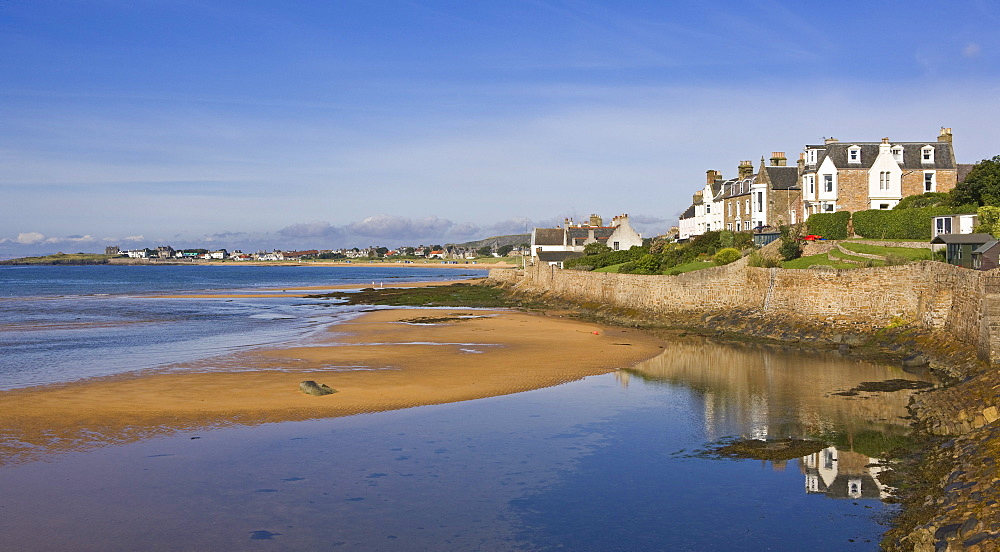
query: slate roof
[
  {"left": 722, "top": 176, "right": 755, "bottom": 199},
  {"left": 806, "top": 141, "right": 956, "bottom": 171},
  {"left": 958, "top": 163, "right": 976, "bottom": 183},
  {"left": 764, "top": 166, "right": 799, "bottom": 190},
  {"left": 532, "top": 228, "right": 565, "bottom": 246},
  {"left": 931, "top": 233, "right": 995, "bottom": 245},
  {"left": 536, "top": 251, "right": 584, "bottom": 263},
  {"left": 972, "top": 240, "right": 1000, "bottom": 255},
  {"left": 680, "top": 205, "right": 696, "bottom": 219}
]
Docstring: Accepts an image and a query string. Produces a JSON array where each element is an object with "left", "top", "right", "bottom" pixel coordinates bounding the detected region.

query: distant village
[{"left": 104, "top": 242, "right": 532, "bottom": 262}]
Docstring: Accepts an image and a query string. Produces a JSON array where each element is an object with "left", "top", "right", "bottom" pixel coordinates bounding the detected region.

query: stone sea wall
[{"left": 489, "top": 261, "right": 1000, "bottom": 366}]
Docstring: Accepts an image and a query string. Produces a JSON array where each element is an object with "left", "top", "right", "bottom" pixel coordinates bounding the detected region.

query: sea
[
  {"left": 0, "top": 264, "right": 928, "bottom": 551},
  {"left": 0, "top": 264, "right": 486, "bottom": 390}
]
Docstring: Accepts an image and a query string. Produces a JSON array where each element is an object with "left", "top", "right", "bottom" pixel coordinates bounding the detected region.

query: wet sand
[{"left": 0, "top": 307, "right": 664, "bottom": 465}]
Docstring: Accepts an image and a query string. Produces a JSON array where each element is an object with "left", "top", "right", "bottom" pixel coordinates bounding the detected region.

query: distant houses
[{"left": 530, "top": 213, "right": 643, "bottom": 266}]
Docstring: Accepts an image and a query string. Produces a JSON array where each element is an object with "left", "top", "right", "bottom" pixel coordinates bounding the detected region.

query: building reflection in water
[
  {"left": 621, "top": 336, "right": 933, "bottom": 500},
  {"left": 802, "top": 446, "right": 889, "bottom": 500}
]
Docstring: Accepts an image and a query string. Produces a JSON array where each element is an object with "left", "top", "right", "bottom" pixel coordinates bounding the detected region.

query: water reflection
[
  {"left": 621, "top": 337, "right": 929, "bottom": 441},
  {"left": 621, "top": 337, "right": 931, "bottom": 503},
  {"left": 803, "top": 446, "right": 888, "bottom": 500}
]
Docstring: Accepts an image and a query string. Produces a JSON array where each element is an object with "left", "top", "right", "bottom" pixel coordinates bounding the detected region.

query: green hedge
[
  {"left": 851, "top": 207, "right": 958, "bottom": 240},
  {"left": 563, "top": 246, "right": 648, "bottom": 270},
  {"left": 805, "top": 211, "right": 851, "bottom": 240}
]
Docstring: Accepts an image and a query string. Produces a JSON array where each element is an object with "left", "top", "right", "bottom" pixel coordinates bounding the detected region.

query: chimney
[
  {"left": 824, "top": 137, "right": 839, "bottom": 145},
  {"left": 706, "top": 169, "right": 721, "bottom": 184},
  {"left": 939, "top": 127, "right": 953, "bottom": 143},
  {"left": 770, "top": 152, "right": 787, "bottom": 166},
  {"left": 738, "top": 160, "right": 753, "bottom": 179},
  {"left": 589, "top": 214, "right": 603, "bottom": 227}
]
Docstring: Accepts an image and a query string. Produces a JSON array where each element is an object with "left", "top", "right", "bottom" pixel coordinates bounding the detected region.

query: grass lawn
[
  {"left": 839, "top": 242, "right": 932, "bottom": 261},
  {"left": 667, "top": 260, "right": 715, "bottom": 274},
  {"left": 781, "top": 253, "right": 858, "bottom": 270},
  {"left": 595, "top": 263, "right": 624, "bottom": 273}
]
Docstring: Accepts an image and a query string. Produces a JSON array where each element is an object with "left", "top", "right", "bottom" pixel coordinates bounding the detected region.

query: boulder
[{"left": 299, "top": 381, "right": 336, "bottom": 396}]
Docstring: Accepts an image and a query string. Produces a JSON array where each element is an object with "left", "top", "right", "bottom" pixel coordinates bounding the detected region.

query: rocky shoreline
[{"left": 488, "top": 276, "right": 1000, "bottom": 551}]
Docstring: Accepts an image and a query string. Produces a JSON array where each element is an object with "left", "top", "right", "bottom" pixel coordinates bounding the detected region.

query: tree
[
  {"left": 951, "top": 155, "right": 1000, "bottom": 206},
  {"left": 496, "top": 244, "right": 514, "bottom": 256},
  {"left": 975, "top": 206, "right": 1000, "bottom": 237},
  {"left": 583, "top": 242, "right": 611, "bottom": 256},
  {"left": 477, "top": 246, "right": 493, "bottom": 257},
  {"left": 375, "top": 247, "right": 389, "bottom": 257}
]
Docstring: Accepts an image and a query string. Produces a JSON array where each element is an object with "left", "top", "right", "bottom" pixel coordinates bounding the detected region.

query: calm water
[
  {"left": 0, "top": 266, "right": 929, "bottom": 550},
  {"left": 0, "top": 264, "right": 486, "bottom": 389}
]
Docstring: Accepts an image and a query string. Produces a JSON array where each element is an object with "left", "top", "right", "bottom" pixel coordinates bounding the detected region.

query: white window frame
[
  {"left": 924, "top": 171, "right": 936, "bottom": 192},
  {"left": 823, "top": 203, "right": 834, "bottom": 212},
  {"left": 823, "top": 174, "right": 833, "bottom": 193},
  {"left": 892, "top": 147, "right": 903, "bottom": 163},
  {"left": 848, "top": 146, "right": 861, "bottom": 164},
  {"left": 922, "top": 145, "right": 935, "bottom": 164},
  {"left": 808, "top": 149, "right": 817, "bottom": 164}
]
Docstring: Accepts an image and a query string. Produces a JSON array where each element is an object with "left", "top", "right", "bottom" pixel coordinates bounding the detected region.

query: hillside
[{"left": 447, "top": 233, "right": 530, "bottom": 250}]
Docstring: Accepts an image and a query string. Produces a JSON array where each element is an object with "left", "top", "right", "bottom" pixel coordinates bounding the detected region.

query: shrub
[
  {"left": 778, "top": 225, "right": 802, "bottom": 261},
  {"left": 852, "top": 207, "right": 960, "bottom": 240},
  {"left": 713, "top": 248, "right": 742, "bottom": 266},
  {"left": 805, "top": 211, "right": 851, "bottom": 240},
  {"left": 748, "top": 250, "right": 781, "bottom": 268},
  {"left": 884, "top": 254, "right": 909, "bottom": 266}
]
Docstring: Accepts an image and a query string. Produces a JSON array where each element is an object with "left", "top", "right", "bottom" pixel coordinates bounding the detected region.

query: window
[
  {"left": 745, "top": 199, "right": 750, "bottom": 214},
  {"left": 823, "top": 203, "right": 834, "bottom": 212},
  {"left": 922, "top": 145, "right": 935, "bottom": 163},
  {"left": 848, "top": 146, "right": 861, "bottom": 163},
  {"left": 613, "top": 241, "right": 620, "bottom": 250},
  {"left": 879, "top": 171, "right": 891, "bottom": 191},
  {"left": 892, "top": 147, "right": 903, "bottom": 163},
  {"left": 879, "top": 203, "right": 890, "bottom": 210},
  {"left": 808, "top": 175, "right": 815, "bottom": 195},
  {"left": 756, "top": 191, "right": 763, "bottom": 212},
  {"left": 808, "top": 149, "right": 817, "bottom": 164},
  {"left": 924, "top": 171, "right": 936, "bottom": 192},
  {"left": 823, "top": 174, "right": 833, "bottom": 193},
  {"left": 706, "top": 204, "right": 711, "bottom": 214},
  {"left": 936, "top": 217, "right": 952, "bottom": 236}
]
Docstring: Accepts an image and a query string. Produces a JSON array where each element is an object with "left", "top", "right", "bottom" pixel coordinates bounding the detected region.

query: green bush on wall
[
  {"left": 805, "top": 211, "right": 851, "bottom": 240},
  {"left": 852, "top": 207, "right": 960, "bottom": 240}
]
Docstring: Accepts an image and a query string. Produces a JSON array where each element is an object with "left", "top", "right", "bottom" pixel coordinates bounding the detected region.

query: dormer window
[
  {"left": 891, "top": 147, "right": 903, "bottom": 163},
  {"left": 808, "top": 149, "right": 817, "bottom": 164},
  {"left": 922, "top": 145, "right": 935, "bottom": 164},
  {"left": 848, "top": 145, "right": 861, "bottom": 164}
]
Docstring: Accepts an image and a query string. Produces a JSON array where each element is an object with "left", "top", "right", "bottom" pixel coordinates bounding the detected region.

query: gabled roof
[
  {"left": 532, "top": 228, "right": 565, "bottom": 246},
  {"left": 764, "top": 166, "right": 799, "bottom": 190},
  {"left": 680, "top": 205, "right": 696, "bottom": 219},
  {"left": 931, "top": 233, "right": 995, "bottom": 245}
]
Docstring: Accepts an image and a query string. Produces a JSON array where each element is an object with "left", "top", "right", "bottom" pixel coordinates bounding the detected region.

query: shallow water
[
  {"left": 0, "top": 265, "right": 486, "bottom": 389},
  {"left": 0, "top": 266, "right": 931, "bottom": 550},
  {"left": 0, "top": 348, "right": 928, "bottom": 551}
]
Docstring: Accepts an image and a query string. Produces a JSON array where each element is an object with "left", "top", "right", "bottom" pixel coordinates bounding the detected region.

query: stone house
[
  {"left": 530, "top": 214, "right": 643, "bottom": 261},
  {"left": 800, "top": 128, "right": 959, "bottom": 216}
]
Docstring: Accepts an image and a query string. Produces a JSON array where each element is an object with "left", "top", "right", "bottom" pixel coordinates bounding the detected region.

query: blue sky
[{"left": 3, "top": 1, "right": 1000, "bottom": 256}]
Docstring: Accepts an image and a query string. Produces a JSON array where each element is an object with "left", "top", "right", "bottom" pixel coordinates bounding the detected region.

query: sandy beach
[{"left": 0, "top": 305, "right": 664, "bottom": 465}]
